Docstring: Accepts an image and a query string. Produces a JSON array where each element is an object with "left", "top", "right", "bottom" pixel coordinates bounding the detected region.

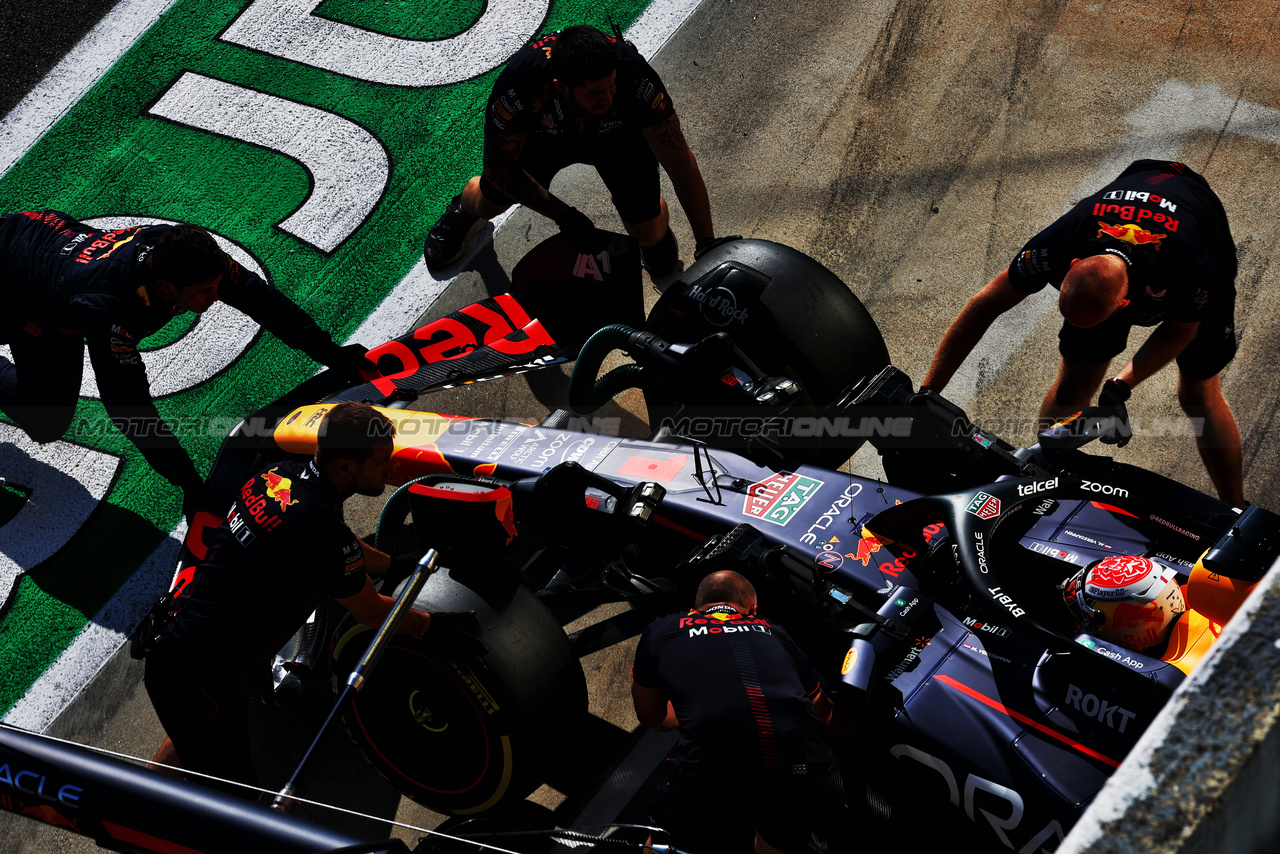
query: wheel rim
[{"left": 346, "top": 643, "right": 508, "bottom": 799}]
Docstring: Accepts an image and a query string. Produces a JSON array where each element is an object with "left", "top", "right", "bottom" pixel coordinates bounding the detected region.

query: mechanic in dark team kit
[
  {"left": 0, "top": 210, "right": 368, "bottom": 515},
  {"left": 921, "top": 160, "right": 1244, "bottom": 507},
  {"left": 423, "top": 24, "right": 718, "bottom": 276},
  {"left": 631, "top": 571, "right": 844, "bottom": 854},
  {"left": 143, "top": 403, "right": 434, "bottom": 791}
]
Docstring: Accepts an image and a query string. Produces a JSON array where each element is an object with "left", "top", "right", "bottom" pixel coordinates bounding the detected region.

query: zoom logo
[{"left": 1081, "top": 480, "right": 1129, "bottom": 498}]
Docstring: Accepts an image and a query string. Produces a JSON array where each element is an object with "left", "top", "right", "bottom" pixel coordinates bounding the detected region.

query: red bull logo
[
  {"left": 1096, "top": 221, "right": 1167, "bottom": 248},
  {"left": 1090, "top": 201, "right": 1180, "bottom": 231},
  {"left": 237, "top": 477, "right": 282, "bottom": 532},
  {"left": 74, "top": 228, "right": 138, "bottom": 265},
  {"left": 851, "top": 535, "right": 883, "bottom": 566},
  {"left": 1106, "top": 601, "right": 1167, "bottom": 629},
  {"left": 262, "top": 467, "right": 299, "bottom": 512}
]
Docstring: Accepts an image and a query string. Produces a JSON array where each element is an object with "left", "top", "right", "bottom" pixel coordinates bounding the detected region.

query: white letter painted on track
[
  {"left": 220, "top": 0, "right": 550, "bottom": 87},
  {"left": 147, "top": 72, "right": 387, "bottom": 253},
  {"left": 0, "top": 426, "right": 121, "bottom": 609}
]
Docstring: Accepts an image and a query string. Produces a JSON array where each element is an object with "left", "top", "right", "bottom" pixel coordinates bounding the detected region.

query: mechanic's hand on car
[
  {"left": 694, "top": 235, "right": 743, "bottom": 260},
  {"left": 428, "top": 610, "right": 488, "bottom": 657},
  {"left": 329, "top": 342, "right": 373, "bottom": 377},
  {"left": 181, "top": 482, "right": 220, "bottom": 521},
  {"left": 1097, "top": 377, "right": 1133, "bottom": 448},
  {"left": 553, "top": 206, "right": 603, "bottom": 253}
]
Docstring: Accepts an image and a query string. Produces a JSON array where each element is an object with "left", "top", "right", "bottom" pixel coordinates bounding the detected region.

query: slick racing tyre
[
  {"left": 645, "top": 238, "right": 890, "bottom": 466},
  {"left": 332, "top": 569, "right": 587, "bottom": 815},
  {"left": 645, "top": 238, "right": 890, "bottom": 406}
]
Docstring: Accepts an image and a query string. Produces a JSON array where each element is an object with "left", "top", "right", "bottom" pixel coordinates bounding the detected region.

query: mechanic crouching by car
[
  {"left": 142, "top": 403, "right": 433, "bottom": 794},
  {"left": 0, "top": 211, "right": 369, "bottom": 518},
  {"left": 422, "top": 24, "right": 722, "bottom": 276},
  {"left": 631, "top": 570, "right": 845, "bottom": 854}
]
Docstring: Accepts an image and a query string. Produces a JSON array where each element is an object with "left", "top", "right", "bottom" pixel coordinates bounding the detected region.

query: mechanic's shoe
[
  {"left": 423, "top": 195, "right": 485, "bottom": 268},
  {"left": 641, "top": 227, "right": 679, "bottom": 277}
]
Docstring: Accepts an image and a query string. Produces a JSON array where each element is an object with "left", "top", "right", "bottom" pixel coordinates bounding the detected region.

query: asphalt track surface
[{"left": 5, "top": 1, "right": 1280, "bottom": 852}]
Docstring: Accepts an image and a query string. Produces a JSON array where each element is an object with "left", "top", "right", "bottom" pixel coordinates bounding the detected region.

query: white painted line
[
  {"left": 149, "top": 72, "right": 388, "bottom": 253},
  {"left": 625, "top": 0, "right": 706, "bottom": 55},
  {"left": 0, "top": 0, "right": 179, "bottom": 176},
  {"left": 222, "top": 0, "right": 551, "bottom": 87},
  {"left": 0, "top": 429, "right": 121, "bottom": 607},
  {"left": 2, "top": 523, "right": 182, "bottom": 731},
  {"left": 346, "top": 212, "right": 517, "bottom": 346}
]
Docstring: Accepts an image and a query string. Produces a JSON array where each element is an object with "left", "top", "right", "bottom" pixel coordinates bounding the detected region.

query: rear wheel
[
  {"left": 644, "top": 239, "right": 890, "bottom": 466},
  {"left": 333, "top": 569, "right": 587, "bottom": 815}
]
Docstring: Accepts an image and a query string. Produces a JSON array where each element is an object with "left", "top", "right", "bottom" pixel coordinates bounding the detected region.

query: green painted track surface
[{"left": 0, "top": 0, "right": 654, "bottom": 716}]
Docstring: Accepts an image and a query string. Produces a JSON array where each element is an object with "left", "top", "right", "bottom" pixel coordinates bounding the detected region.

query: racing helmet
[{"left": 1061, "top": 555, "right": 1186, "bottom": 652}]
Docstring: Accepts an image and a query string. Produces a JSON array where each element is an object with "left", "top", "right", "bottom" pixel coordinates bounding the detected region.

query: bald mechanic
[
  {"left": 921, "top": 160, "right": 1244, "bottom": 507},
  {"left": 0, "top": 211, "right": 368, "bottom": 516},
  {"left": 422, "top": 24, "right": 719, "bottom": 276},
  {"left": 631, "top": 570, "right": 844, "bottom": 854}
]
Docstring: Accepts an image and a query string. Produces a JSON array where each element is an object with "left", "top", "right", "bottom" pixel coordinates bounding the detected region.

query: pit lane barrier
[{"left": 1059, "top": 554, "right": 1280, "bottom": 854}]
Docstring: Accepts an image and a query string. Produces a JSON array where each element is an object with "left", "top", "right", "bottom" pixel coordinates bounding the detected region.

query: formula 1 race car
[{"left": 4, "top": 233, "right": 1276, "bottom": 854}]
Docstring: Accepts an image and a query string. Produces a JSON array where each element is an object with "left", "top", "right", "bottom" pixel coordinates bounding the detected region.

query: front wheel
[{"left": 332, "top": 569, "right": 588, "bottom": 815}]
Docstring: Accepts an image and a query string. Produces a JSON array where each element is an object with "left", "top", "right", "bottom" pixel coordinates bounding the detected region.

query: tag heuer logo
[
  {"left": 742, "top": 473, "right": 823, "bottom": 526},
  {"left": 966, "top": 492, "right": 1001, "bottom": 520}
]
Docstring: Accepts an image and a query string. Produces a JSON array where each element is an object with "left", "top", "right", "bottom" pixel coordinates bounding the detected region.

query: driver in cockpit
[
  {"left": 1061, "top": 551, "right": 1255, "bottom": 675},
  {"left": 1061, "top": 554, "right": 1187, "bottom": 654}
]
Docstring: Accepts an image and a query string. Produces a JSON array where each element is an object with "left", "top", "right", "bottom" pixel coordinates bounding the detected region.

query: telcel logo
[{"left": 1017, "top": 477, "right": 1058, "bottom": 497}]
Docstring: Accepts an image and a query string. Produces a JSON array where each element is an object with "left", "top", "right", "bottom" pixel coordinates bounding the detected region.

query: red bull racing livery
[
  {"left": 7, "top": 234, "right": 1275, "bottom": 854},
  {"left": 223, "top": 235, "right": 1277, "bottom": 850}
]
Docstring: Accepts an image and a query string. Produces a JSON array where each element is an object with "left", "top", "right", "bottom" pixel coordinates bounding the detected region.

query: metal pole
[{"left": 272, "top": 549, "right": 439, "bottom": 811}]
